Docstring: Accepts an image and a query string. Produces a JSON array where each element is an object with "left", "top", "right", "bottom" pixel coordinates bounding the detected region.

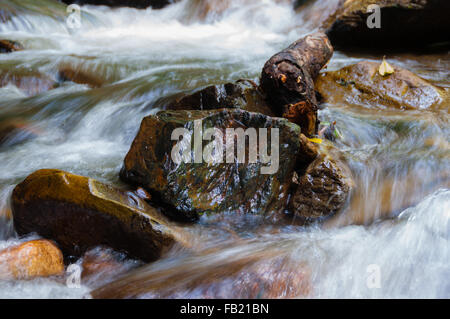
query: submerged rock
[
  {"left": 58, "top": 66, "right": 104, "bottom": 88},
  {"left": 289, "top": 153, "right": 353, "bottom": 221},
  {"left": 163, "top": 81, "right": 274, "bottom": 116},
  {"left": 0, "top": 240, "right": 64, "bottom": 280},
  {"left": 0, "top": 69, "right": 56, "bottom": 96},
  {"left": 61, "top": 0, "right": 178, "bottom": 9},
  {"left": 0, "top": 118, "right": 38, "bottom": 148},
  {"left": 120, "top": 108, "right": 313, "bottom": 220},
  {"left": 0, "top": 40, "right": 23, "bottom": 53},
  {"left": 322, "top": 0, "right": 450, "bottom": 49},
  {"left": 81, "top": 247, "right": 140, "bottom": 287},
  {"left": 11, "top": 169, "right": 176, "bottom": 262},
  {"left": 315, "top": 61, "right": 447, "bottom": 110}
]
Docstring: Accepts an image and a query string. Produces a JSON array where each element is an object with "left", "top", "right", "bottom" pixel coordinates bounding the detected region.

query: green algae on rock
[{"left": 11, "top": 169, "right": 176, "bottom": 262}]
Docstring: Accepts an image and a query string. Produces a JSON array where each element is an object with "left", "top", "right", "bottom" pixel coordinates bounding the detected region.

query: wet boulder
[
  {"left": 260, "top": 32, "right": 333, "bottom": 136},
  {"left": 61, "top": 0, "right": 179, "bottom": 9},
  {"left": 120, "top": 108, "right": 314, "bottom": 220},
  {"left": 0, "top": 40, "right": 23, "bottom": 53},
  {"left": 11, "top": 169, "right": 176, "bottom": 262},
  {"left": 162, "top": 81, "right": 275, "bottom": 117},
  {"left": 289, "top": 153, "right": 353, "bottom": 222},
  {"left": 315, "top": 61, "right": 447, "bottom": 110},
  {"left": 0, "top": 240, "right": 64, "bottom": 280},
  {"left": 322, "top": 0, "right": 450, "bottom": 49}
]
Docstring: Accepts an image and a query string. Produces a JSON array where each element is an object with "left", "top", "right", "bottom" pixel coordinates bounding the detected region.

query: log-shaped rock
[
  {"left": 11, "top": 169, "right": 176, "bottom": 262},
  {"left": 260, "top": 32, "right": 333, "bottom": 136},
  {"left": 315, "top": 61, "right": 447, "bottom": 110},
  {"left": 163, "top": 81, "right": 275, "bottom": 117}
]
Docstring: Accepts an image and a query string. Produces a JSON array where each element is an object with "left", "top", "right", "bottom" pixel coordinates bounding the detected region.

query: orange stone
[{"left": 0, "top": 239, "right": 64, "bottom": 280}]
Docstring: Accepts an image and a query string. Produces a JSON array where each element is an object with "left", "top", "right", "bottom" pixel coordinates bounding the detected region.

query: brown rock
[
  {"left": 0, "top": 240, "right": 64, "bottom": 280},
  {"left": 289, "top": 153, "right": 353, "bottom": 221},
  {"left": 0, "top": 40, "right": 23, "bottom": 53},
  {"left": 322, "top": 0, "right": 450, "bottom": 49},
  {"left": 81, "top": 247, "right": 139, "bottom": 287},
  {"left": 315, "top": 61, "right": 447, "bottom": 110},
  {"left": 0, "top": 69, "right": 56, "bottom": 96},
  {"left": 260, "top": 32, "right": 333, "bottom": 136},
  {"left": 11, "top": 169, "right": 176, "bottom": 262},
  {"left": 162, "top": 81, "right": 274, "bottom": 116}
]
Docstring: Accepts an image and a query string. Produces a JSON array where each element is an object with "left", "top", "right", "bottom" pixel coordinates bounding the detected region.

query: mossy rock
[{"left": 120, "top": 109, "right": 316, "bottom": 220}]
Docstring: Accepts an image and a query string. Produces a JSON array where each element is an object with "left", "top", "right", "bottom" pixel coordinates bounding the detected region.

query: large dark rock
[
  {"left": 315, "top": 61, "right": 447, "bottom": 110},
  {"left": 11, "top": 169, "right": 176, "bottom": 262},
  {"left": 162, "top": 81, "right": 275, "bottom": 116},
  {"left": 322, "top": 0, "right": 450, "bottom": 49},
  {"left": 0, "top": 240, "right": 64, "bottom": 280},
  {"left": 120, "top": 108, "right": 316, "bottom": 220},
  {"left": 289, "top": 153, "right": 353, "bottom": 221},
  {"left": 61, "top": 0, "right": 178, "bottom": 9}
]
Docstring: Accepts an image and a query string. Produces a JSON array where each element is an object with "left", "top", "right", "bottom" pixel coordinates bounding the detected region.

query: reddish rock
[
  {"left": 0, "top": 40, "right": 23, "bottom": 53},
  {"left": 0, "top": 240, "right": 64, "bottom": 280},
  {"left": 61, "top": 0, "right": 178, "bottom": 9}
]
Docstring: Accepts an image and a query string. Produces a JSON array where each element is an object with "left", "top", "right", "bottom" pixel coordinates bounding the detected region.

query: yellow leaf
[
  {"left": 379, "top": 58, "right": 394, "bottom": 76},
  {"left": 307, "top": 138, "right": 323, "bottom": 144}
]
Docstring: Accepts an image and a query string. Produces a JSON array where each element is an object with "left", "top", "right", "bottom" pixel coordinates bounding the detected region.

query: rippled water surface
[{"left": 0, "top": 0, "right": 449, "bottom": 298}]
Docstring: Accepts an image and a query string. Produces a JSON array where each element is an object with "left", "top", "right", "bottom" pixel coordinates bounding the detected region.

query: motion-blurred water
[{"left": 0, "top": 0, "right": 448, "bottom": 298}]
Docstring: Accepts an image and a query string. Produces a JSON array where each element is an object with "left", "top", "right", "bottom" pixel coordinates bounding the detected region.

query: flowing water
[{"left": 0, "top": 0, "right": 449, "bottom": 298}]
